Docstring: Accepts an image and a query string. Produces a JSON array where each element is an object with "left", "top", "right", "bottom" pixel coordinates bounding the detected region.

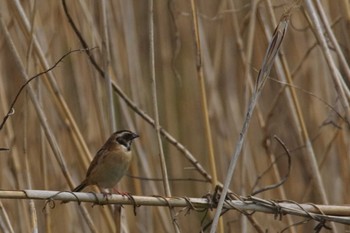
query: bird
[{"left": 72, "top": 130, "right": 139, "bottom": 193}]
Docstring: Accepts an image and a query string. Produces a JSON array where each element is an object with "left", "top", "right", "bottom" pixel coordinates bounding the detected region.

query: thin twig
[
  {"left": 0, "top": 48, "right": 92, "bottom": 131},
  {"left": 270, "top": 78, "right": 348, "bottom": 125},
  {"left": 251, "top": 136, "right": 291, "bottom": 196}
]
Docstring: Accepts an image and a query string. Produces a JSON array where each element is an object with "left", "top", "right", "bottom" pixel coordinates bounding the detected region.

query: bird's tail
[{"left": 72, "top": 180, "right": 88, "bottom": 192}]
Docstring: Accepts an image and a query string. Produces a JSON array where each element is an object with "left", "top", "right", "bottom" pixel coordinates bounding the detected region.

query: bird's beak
[{"left": 131, "top": 133, "right": 139, "bottom": 140}]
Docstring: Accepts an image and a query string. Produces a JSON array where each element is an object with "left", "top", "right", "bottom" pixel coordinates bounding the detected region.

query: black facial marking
[
  {"left": 116, "top": 138, "right": 128, "bottom": 150},
  {"left": 115, "top": 130, "right": 139, "bottom": 151}
]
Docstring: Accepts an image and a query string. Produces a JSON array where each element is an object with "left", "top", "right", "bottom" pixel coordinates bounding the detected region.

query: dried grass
[{"left": 0, "top": 0, "right": 349, "bottom": 232}]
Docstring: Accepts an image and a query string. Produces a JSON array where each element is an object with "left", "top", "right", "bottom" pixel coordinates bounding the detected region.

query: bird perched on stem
[{"left": 71, "top": 130, "right": 139, "bottom": 193}]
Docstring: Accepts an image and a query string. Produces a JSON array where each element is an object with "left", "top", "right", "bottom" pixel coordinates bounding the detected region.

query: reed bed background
[{"left": 0, "top": 0, "right": 349, "bottom": 232}]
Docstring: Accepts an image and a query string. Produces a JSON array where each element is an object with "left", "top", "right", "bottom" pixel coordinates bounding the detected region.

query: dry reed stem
[
  {"left": 149, "top": 0, "right": 180, "bottom": 232},
  {"left": 1, "top": 0, "right": 350, "bottom": 232},
  {"left": 210, "top": 11, "right": 290, "bottom": 233},
  {"left": 1, "top": 190, "right": 350, "bottom": 225},
  {"left": 9, "top": 0, "right": 92, "bottom": 171}
]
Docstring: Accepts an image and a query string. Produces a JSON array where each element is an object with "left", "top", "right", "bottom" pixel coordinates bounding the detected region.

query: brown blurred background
[{"left": 0, "top": 0, "right": 349, "bottom": 232}]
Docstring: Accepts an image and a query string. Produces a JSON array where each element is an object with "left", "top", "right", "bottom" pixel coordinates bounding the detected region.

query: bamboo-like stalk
[
  {"left": 314, "top": 0, "right": 350, "bottom": 83},
  {"left": 189, "top": 1, "right": 223, "bottom": 232},
  {"left": 1, "top": 190, "right": 350, "bottom": 225},
  {"left": 304, "top": 0, "right": 350, "bottom": 123},
  {"left": 189, "top": 0, "right": 217, "bottom": 189},
  {"left": 101, "top": 0, "right": 116, "bottom": 132},
  {"left": 149, "top": 0, "right": 180, "bottom": 232}
]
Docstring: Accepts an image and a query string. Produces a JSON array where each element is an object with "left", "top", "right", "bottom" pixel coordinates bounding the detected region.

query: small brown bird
[{"left": 72, "top": 130, "right": 139, "bottom": 192}]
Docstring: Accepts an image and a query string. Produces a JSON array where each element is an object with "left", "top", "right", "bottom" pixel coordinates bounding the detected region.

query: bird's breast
[{"left": 89, "top": 150, "right": 132, "bottom": 188}]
